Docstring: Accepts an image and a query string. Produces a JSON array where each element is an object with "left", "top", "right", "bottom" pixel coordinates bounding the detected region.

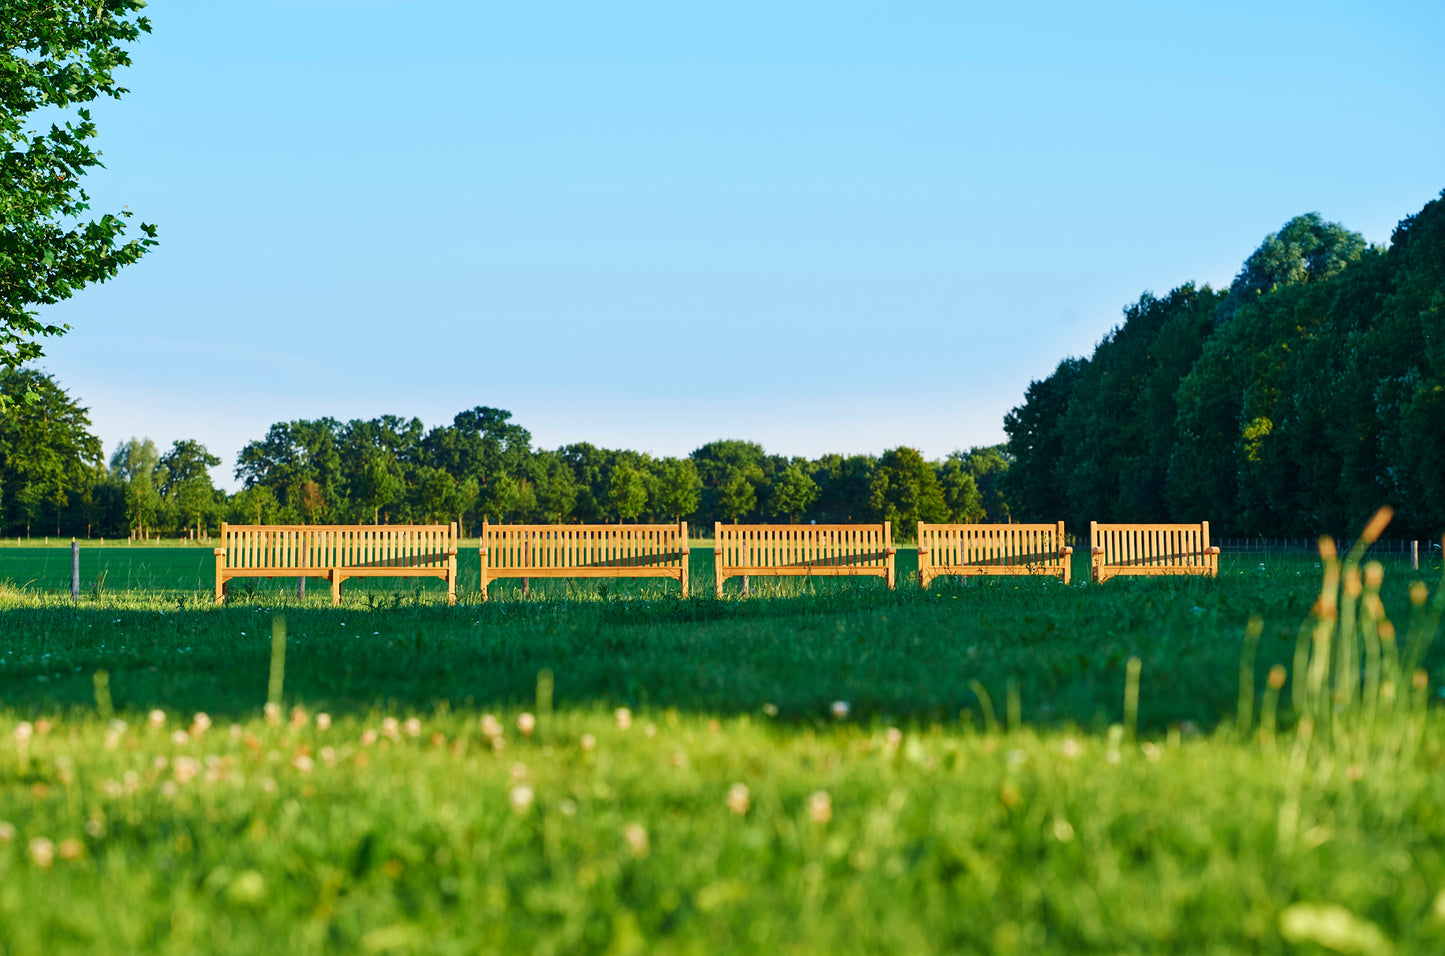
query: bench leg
[
  {"left": 741, "top": 574, "right": 749, "bottom": 598},
  {"left": 331, "top": 571, "right": 342, "bottom": 606}
]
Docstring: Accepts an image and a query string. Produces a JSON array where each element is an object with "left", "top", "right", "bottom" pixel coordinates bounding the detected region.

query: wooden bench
[
  {"left": 214, "top": 523, "right": 458, "bottom": 605},
  {"left": 1090, "top": 521, "right": 1219, "bottom": 583},
  {"left": 714, "top": 523, "right": 895, "bottom": 597},
  {"left": 917, "top": 522, "right": 1073, "bottom": 587},
  {"left": 480, "top": 522, "right": 690, "bottom": 599}
]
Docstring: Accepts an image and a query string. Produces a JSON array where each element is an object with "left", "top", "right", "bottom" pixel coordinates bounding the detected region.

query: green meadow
[{"left": 2, "top": 541, "right": 1444, "bottom": 953}]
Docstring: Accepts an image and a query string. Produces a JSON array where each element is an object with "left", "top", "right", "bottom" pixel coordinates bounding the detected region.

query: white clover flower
[
  {"left": 403, "top": 717, "right": 422, "bottom": 738},
  {"left": 830, "top": 701, "right": 850, "bottom": 721},
  {"left": 808, "top": 791, "right": 832, "bottom": 824},
  {"left": 147, "top": 709, "right": 166, "bottom": 729},
  {"left": 509, "top": 784, "right": 535, "bottom": 813},
  {"left": 623, "top": 823, "right": 649, "bottom": 858},
  {"left": 580, "top": 733, "right": 596, "bottom": 752},
  {"left": 315, "top": 713, "right": 332, "bottom": 732},
  {"left": 726, "top": 783, "right": 750, "bottom": 815},
  {"left": 28, "top": 837, "right": 55, "bottom": 868},
  {"left": 614, "top": 708, "right": 632, "bottom": 730},
  {"left": 516, "top": 713, "right": 536, "bottom": 737}
]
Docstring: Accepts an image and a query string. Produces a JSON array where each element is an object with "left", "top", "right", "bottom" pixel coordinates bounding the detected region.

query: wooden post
[
  {"left": 1413, "top": 540, "right": 1420, "bottom": 571},
  {"left": 70, "top": 538, "right": 79, "bottom": 601},
  {"left": 522, "top": 537, "right": 531, "bottom": 598},
  {"left": 679, "top": 521, "right": 690, "bottom": 599},
  {"left": 297, "top": 577, "right": 305, "bottom": 601}
]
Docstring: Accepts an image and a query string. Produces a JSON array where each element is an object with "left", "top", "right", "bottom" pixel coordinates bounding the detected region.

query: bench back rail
[
  {"left": 480, "top": 522, "right": 689, "bottom": 598},
  {"left": 714, "top": 523, "right": 895, "bottom": 596},
  {"left": 215, "top": 523, "right": 457, "bottom": 604},
  {"left": 917, "top": 522, "right": 1072, "bottom": 586},
  {"left": 1090, "top": 521, "right": 1219, "bottom": 582}
]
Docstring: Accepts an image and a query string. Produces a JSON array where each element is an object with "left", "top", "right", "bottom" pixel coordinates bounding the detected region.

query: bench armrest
[
  {"left": 1060, "top": 546, "right": 1073, "bottom": 556},
  {"left": 1091, "top": 547, "right": 1105, "bottom": 556},
  {"left": 213, "top": 548, "right": 226, "bottom": 557},
  {"left": 1204, "top": 546, "right": 1220, "bottom": 555},
  {"left": 885, "top": 546, "right": 897, "bottom": 556},
  {"left": 916, "top": 546, "right": 930, "bottom": 555},
  {"left": 713, "top": 548, "right": 723, "bottom": 555}
]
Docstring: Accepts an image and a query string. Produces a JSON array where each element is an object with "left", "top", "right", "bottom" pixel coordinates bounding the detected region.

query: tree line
[
  {"left": 1003, "top": 191, "right": 1445, "bottom": 540},
  {"left": 0, "top": 372, "right": 1012, "bottom": 541}
]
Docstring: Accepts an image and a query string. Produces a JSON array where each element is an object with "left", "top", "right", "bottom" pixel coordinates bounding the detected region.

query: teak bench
[
  {"left": 479, "top": 522, "right": 690, "bottom": 599},
  {"left": 214, "top": 523, "right": 458, "bottom": 605},
  {"left": 917, "top": 522, "right": 1073, "bottom": 587},
  {"left": 1089, "top": 521, "right": 1219, "bottom": 583},
  {"left": 714, "top": 523, "right": 896, "bottom": 597}
]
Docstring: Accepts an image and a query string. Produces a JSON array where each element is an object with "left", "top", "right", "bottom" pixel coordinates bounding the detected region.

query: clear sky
[{"left": 36, "top": 0, "right": 1445, "bottom": 490}]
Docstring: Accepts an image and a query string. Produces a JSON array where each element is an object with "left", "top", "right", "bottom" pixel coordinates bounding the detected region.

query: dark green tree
[
  {"left": 650, "top": 457, "right": 701, "bottom": 523},
  {"left": 770, "top": 462, "right": 819, "bottom": 523},
  {"left": 0, "top": 369, "right": 101, "bottom": 534},
  {"left": 870, "top": 446, "right": 947, "bottom": 540},
  {"left": 158, "top": 439, "right": 220, "bottom": 537}
]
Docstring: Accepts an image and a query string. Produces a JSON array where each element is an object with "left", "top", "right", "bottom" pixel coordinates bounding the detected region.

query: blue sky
[{"left": 37, "top": 0, "right": 1445, "bottom": 489}]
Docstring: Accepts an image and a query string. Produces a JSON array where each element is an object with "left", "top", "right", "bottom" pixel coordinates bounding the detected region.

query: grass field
[{"left": 2, "top": 539, "right": 1444, "bottom": 953}]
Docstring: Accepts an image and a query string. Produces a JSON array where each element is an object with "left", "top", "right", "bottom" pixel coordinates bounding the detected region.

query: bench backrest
[
  {"left": 481, "top": 522, "right": 688, "bottom": 569},
  {"left": 1090, "top": 522, "right": 1214, "bottom": 569},
  {"left": 917, "top": 522, "right": 1068, "bottom": 567},
  {"left": 714, "top": 523, "right": 893, "bottom": 569},
  {"left": 219, "top": 523, "right": 456, "bottom": 570}
]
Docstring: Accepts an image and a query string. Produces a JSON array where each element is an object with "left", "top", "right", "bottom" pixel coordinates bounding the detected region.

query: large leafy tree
[
  {"left": 1, "top": 2, "right": 157, "bottom": 405},
  {"left": 0, "top": 368, "right": 101, "bottom": 534},
  {"left": 157, "top": 439, "right": 220, "bottom": 537}
]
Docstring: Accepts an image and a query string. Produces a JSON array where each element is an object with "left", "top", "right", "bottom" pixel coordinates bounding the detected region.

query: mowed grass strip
[{"left": 1, "top": 556, "right": 1417, "bottom": 729}]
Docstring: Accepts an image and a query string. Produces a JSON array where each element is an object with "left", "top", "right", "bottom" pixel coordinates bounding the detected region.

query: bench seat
[
  {"left": 714, "top": 523, "right": 895, "bottom": 596},
  {"left": 214, "top": 523, "right": 458, "bottom": 604},
  {"left": 917, "top": 522, "right": 1072, "bottom": 587},
  {"left": 1090, "top": 521, "right": 1219, "bottom": 583},
  {"left": 480, "top": 522, "right": 689, "bottom": 599}
]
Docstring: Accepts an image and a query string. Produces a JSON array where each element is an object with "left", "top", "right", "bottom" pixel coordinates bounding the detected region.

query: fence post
[
  {"left": 1413, "top": 540, "right": 1420, "bottom": 571},
  {"left": 71, "top": 538, "right": 79, "bottom": 601}
]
